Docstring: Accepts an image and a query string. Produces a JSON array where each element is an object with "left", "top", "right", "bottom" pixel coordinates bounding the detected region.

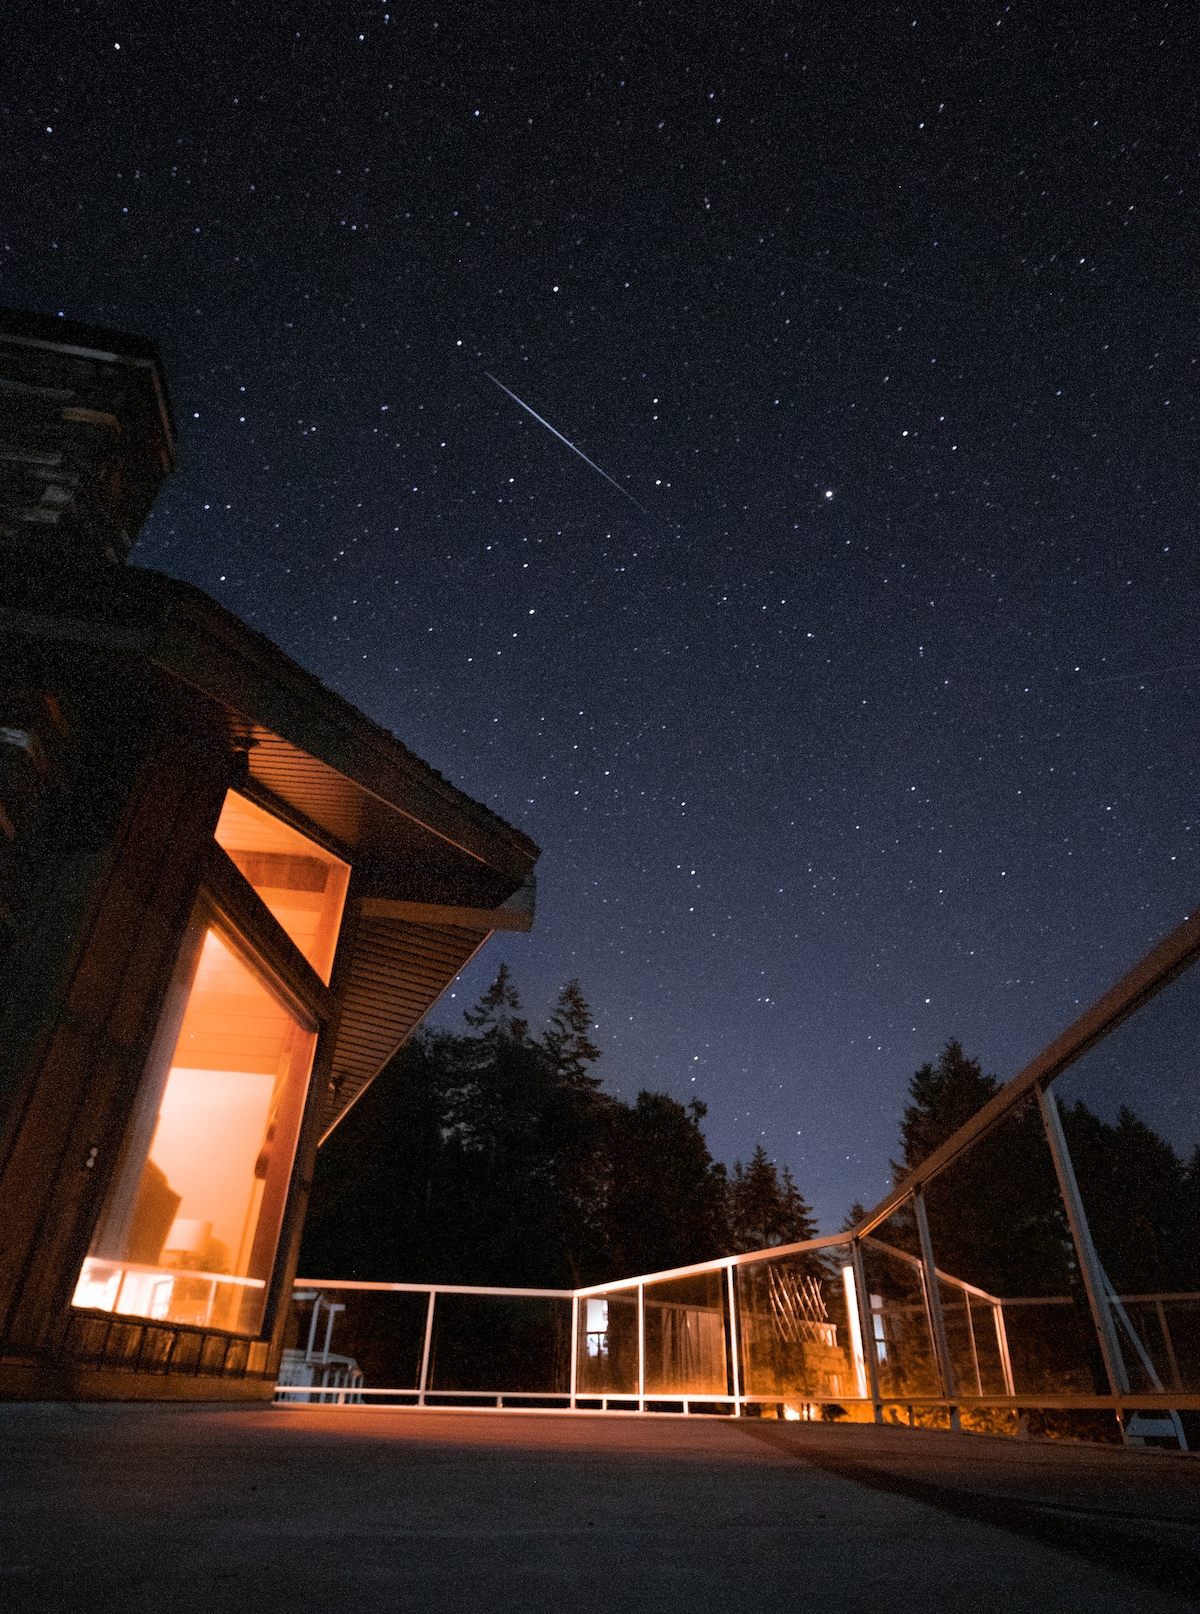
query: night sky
[{"left": 6, "top": 2, "right": 1197, "bottom": 1229}]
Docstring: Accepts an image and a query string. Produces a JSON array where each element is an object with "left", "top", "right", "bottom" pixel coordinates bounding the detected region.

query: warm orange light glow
[
  {"left": 214, "top": 791, "right": 350, "bottom": 983},
  {"left": 841, "top": 1265, "right": 869, "bottom": 1398},
  {"left": 75, "top": 923, "right": 317, "bottom": 1335}
]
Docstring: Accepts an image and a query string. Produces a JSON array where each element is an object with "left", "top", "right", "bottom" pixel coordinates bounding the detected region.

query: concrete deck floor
[{"left": 1, "top": 1402, "right": 1198, "bottom": 1612}]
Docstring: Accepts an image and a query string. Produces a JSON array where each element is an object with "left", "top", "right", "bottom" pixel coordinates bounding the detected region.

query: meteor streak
[{"left": 484, "top": 371, "right": 648, "bottom": 514}]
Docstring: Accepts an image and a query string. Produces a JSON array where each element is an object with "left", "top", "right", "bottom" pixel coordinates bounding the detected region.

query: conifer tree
[
  {"left": 896, "top": 1039, "right": 998, "bottom": 1171},
  {"left": 600, "top": 1093, "right": 729, "bottom": 1279},
  {"left": 303, "top": 966, "right": 823, "bottom": 1289},
  {"left": 463, "top": 961, "right": 528, "bottom": 1042},
  {"left": 726, "top": 1144, "right": 818, "bottom": 1252},
  {"left": 890, "top": 1039, "right": 1069, "bottom": 1295},
  {"left": 540, "top": 979, "right": 602, "bottom": 1088}
]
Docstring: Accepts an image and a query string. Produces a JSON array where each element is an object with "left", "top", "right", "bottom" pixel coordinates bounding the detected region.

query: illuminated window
[
  {"left": 75, "top": 910, "right": 322, "bottom": 1336},
  {"left": 214, "top": 791, "right": 350, "bottom": 984}
]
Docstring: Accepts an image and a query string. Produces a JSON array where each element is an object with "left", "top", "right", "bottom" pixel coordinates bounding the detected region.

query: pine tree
[
  {"left": 896, "top": 1039, "right": 998, "bottom": 1172},
  {"left": 780, "top": 1164, "right": 820, "bottom": 1245},
  {"left": 600, "top": 1094, "right": 729, "bottom": 1279},
  {"left": 463, "top": 962, "right": 528, "bottom": 1043},
  {"left": 890, "top": 1040, "right": 1070, "bottom": 1296},
  {"left": 726, "top": 1144, "right": 818, "bottom": 1252},
  {"left": 540, "top": 979, "right": 602, "bottom": 1088}
]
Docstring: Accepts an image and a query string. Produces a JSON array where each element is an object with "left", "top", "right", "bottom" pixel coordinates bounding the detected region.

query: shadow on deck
[{"left": 2, "top": 1401, "right": 1198, "bottom": 1612}]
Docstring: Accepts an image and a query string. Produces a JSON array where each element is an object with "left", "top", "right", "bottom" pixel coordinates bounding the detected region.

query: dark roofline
[{"left": 0, "top": 561, "right": 539, "bottom": 880}]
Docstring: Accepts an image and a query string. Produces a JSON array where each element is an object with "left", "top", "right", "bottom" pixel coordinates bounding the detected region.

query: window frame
[
  {"left": 200, "top": 840, "right": 333, "bottom": 1032},
  {"left": 75, "top": 787, "right": 351, "bottom": 1345}
]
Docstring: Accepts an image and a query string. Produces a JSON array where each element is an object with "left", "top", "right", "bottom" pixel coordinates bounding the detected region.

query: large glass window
[
  {"left": 74, "top": 911, "right": 321, "bottom": 1336},
  {"left": 213, "top": 791, "right": 350, "bottom": 984}
]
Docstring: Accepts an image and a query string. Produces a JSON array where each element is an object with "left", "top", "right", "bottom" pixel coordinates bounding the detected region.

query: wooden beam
[{"left": 201, "top": 842, "right": 334, "bottom": 1027}]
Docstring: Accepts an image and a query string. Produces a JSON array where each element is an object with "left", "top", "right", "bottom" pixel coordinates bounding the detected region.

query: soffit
[{"left": 322, "top": 916, "right": 492, "bottom": 1140}]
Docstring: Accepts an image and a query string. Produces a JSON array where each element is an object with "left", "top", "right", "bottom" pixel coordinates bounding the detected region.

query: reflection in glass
[
  {"left": 575, "top": 1288, "right": 640, "bottom": 1394},
  {"left": 936, "top": 1278, "right": 1012, "bottom": 1398},
  {"left": 280, "top": 1288, "right": 431, "bottom": 1397},
  {"left": 737, "top": 1249, "right": 860, "bottom": 1403},
  {"left": 74, "top": 920, "right": 317, "bottom": 1335},
  {"left": 997, "top": 1296, "right": 1099, "bottom": 1396},
  {"left": 278, "top": 1290, "right": 367, "bottom": 1400},
  {"left": 428, "top": 1294, "right": 570, "bottom": 1393},
  {"left": 841, "top": 1262, "right": 869, "bottom": 1398},
  {"left": 643, "top": 1272, "right": 728, "bottom": 1396},
  {"left": 857, "top": 1229, "right": 941, "bottom": 1400},
  {"left": 214, "top": 790, "right": 350, "bottom": 984}
]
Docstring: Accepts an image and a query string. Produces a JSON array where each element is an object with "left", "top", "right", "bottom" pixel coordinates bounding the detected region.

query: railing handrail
[
  {"left": 294, "top": 1273, "right": 1200, "bottom": 1311},
  {"left": 294, "top": 1278, "right": 574, "bottom": 1298},
  {"left": 847, "top": 904, "right": 1200, "bottom": 1240}
]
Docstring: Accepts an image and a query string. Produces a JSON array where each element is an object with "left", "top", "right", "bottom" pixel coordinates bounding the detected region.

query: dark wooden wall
[{"left": 0, "top": 644, "right": 232, "bottom": 1363}]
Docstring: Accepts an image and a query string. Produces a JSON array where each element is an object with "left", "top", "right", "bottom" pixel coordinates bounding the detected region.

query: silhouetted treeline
[
  {"left": 884, "top": 1040, "right": 1200, "bottom": 1297},
  {"left": 301, "top": 968, "right": 815, "bottom": 1288}
]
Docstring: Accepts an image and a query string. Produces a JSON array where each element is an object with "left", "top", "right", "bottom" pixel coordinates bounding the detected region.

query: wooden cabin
[{"left": 0, "top": 309, "right": 538, "bottom": 1399}]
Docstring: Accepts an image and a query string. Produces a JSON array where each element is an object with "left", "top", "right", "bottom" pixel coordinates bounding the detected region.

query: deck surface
[{"left": 1, "top": 1403, "right": 1198, "bottom": 1611}]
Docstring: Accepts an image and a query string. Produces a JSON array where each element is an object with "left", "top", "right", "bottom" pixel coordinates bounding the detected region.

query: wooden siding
[
  {"left": 0, "top": 693, "right": 230, "bottom": 1352},
  {"left": 321, "top": 916, "right": 492, "bottom": 1139}
]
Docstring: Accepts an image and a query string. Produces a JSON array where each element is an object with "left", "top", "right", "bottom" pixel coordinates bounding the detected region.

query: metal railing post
[
  {"left": 725, "top": 1261, "right": 743, "bottom": 1415},
  {"left": 850, "top": 1239, "right": 882, "bottom": 1421},
  {"left": 961, "top": 1288, "right": 983, "bottom": 1396},
  {"left": 305, "top": 1293, "right": 323, "bottom": 1359},
  {"left": 1037, "top": 1083, "right": 1130, "bottom": 1397},
  {"left": 569, "top": 1293, "right": 579, "bottom": 1407},
  {"left": 637, "top": 1284, "right": 646, "bottom": 1410},
  {"left": 417, "top": 1289, "right": 436, "bottom": 1406},
  {"left": 1155, "top": 1299, "right": 1183, "bottom": 1393},
  {"left": 914, "top": 1190, "right": 958, "bottom": 1414},
  {"left": 993, "top": 1302, "right": 1016, "bottom": 1397}
]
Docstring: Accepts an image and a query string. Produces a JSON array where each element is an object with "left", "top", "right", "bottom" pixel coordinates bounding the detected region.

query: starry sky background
[{"left": 5, "top": 1, "right": 1197, "bottom": 1229}]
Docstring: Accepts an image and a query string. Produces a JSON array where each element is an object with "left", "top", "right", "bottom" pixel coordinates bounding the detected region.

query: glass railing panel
[
  {"left": 919, "top": 1096, "right": 1074, "bottom": 1300},
  {"left": 1116, "top": 1295, "right": 1199, "bottom": 1394},
  {"left": 997, "top": 1296, "right": 1103, "bottom": 1398},
  {"left": 281, "top": 1286, "right": 429, "bottom": 1398},
  {"left": 936, "top": 1278, "right": 983, "bottom": 1396},
  {"left": 642, "top": 1271, "right": 728, "bottom": 1396},
  {"left": 858, "top": 1220, "right": 941, "bottom": 1401},
  {"left": 932, "top": 1279, "right": 1009, "bottom": 1400},
  {"left": 1048, "top": 954, "right": 1200, "bottom": 1393},
  {"left": 967, "top": 1290, "right": 1010, "bottom": 1397},
  {"left": 736, "top": 1246, "right": 861, "bottom": 1408},
  {"left": 427, "top": 1294, "right": 570, "bottom": 1394},
  {"left": 917, "top": 1097, "right": 1101, "bottom": 1399},
  {"left": 575, "top": 1288, "right": 639, "bottom": 1396}
]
